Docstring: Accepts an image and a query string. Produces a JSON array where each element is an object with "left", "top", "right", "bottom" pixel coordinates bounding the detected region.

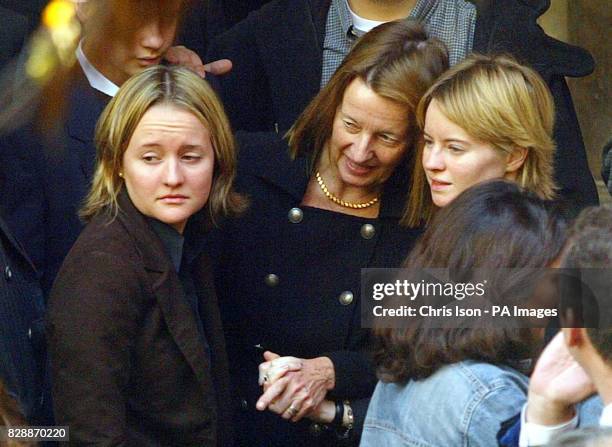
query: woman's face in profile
[
  {"left": 422, "top": 99, "right": 511, "bottom": 208},
  {"left": 121, "top": 103, "right": 215, "bottom": 233}
]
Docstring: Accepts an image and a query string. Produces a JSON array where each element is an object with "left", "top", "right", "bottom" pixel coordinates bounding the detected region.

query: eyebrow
[
  {"left": 422, "top": 131, "right": 470, "bottom": 145},
  {"left": 138, "top": 143, "right": 206, "bottom": 151},
  {"left": 341, "top": 111, "right": 403, "bottom": 136}
]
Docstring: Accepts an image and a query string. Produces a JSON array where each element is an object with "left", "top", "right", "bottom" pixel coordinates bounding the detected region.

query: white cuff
[{"left": 519, "top": 403, "right": 578, "bottom": 446}]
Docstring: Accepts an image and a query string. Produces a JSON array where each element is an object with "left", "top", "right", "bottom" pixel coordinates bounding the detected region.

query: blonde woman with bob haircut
[
  {"left": 404, "top": 54, "right": 557, "bottom": 227},
  {"left": 47, "top": 65, "right": 243, "bottom": 446}
]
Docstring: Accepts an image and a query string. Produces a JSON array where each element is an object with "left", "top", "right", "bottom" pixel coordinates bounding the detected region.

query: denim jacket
[{"left": 361, "top": 360, "right": 529, "bottom": 446}]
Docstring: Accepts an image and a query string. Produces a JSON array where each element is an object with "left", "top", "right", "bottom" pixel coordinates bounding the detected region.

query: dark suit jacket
[
  {"left": 0, "top": 66, "right": 110, "bottom": 295},
  {"left": 0, "top": 216, "right": 50, "bottom": 424},
  {"left": 207, "top": 0, "right": 598, "bottom": 215},
  {"left": 47, "top": 192, "right": 233, "bottom": 446}
]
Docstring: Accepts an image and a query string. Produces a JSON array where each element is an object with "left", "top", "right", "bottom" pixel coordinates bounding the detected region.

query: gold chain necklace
[{"left": 315, "top": 172, "right": 379, "bottom": 209}]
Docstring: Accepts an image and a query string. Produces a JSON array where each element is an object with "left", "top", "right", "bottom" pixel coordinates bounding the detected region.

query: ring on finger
[{"left": 286, "top": 402, "right": 299, "bottom": 417}]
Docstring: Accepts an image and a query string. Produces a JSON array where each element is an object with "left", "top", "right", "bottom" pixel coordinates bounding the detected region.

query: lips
[
  {"left": 159, "top": 194, "right": 188, "bottom": 204},
  {"left": 138, "top": 56, "right": 161, "bottom": 66},
  {"left": 429, "top": 178, "right": 451, "bottom": 191},
  {"left": 345, "top": 158, "right": 375, "bottom": 176}
]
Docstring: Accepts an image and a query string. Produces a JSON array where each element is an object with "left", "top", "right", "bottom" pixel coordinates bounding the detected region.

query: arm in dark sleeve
[
  {"left": 325, "top": 350, "right": 377, "bottom": 399},
  {"left": 0, "top": 128, "right": 47, "bottom": 273},
  {"left": 47, "top": 250, "right": 141, "bottom": 446},
  {"left": 206, "top": 14, "right": 275, "bottom": 133},
  {"left": 548, "top": 75, "right": 599, "bottom": 216}
]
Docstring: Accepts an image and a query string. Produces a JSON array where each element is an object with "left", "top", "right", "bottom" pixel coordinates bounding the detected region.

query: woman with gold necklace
[{"left": 213, "top": 21, "right": 448, "bottom": 446}]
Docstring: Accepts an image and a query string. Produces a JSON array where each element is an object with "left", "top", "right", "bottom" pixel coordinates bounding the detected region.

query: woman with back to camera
[
  {"left": 213, "top": 21, "right": 448, "bottom": 445},
  {"left": 47, "top": 65, "right": 244, "bottom": 446},
  {"left": 361, "top": 180, "right": 567, "bottom": 446},
  {"left": 403, "top": 53, "right": 558, "bottom": 227}
]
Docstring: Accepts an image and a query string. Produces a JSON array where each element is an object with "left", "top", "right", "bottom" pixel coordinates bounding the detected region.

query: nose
[
  {"left": 163, "top": 159, "right": 184, "bottom": 187},
  {"left": 140, "top": 20, "right": 165, "bottom": 52},
  {"left": 348, "top": 134, "right": 374, "bottom": 163},
  {"left": 422, "top": 144, "right": 445, "bottom": 172}
]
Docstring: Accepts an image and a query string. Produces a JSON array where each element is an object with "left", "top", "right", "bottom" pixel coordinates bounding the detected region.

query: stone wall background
[{"left": 539, "top": 0, "right": 611, "bottom": 202}]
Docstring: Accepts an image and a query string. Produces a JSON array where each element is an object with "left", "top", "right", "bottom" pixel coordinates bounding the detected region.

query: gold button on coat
[
  {"left": 265, "top": 274, "right": 279, "bottom": 287},
  {"left": 339, "top": 291, "right": 354, "bottom": 305},
  {"left": 360, "top": 224, "right": 375, "bottom": 239},
  {"left": 288, "top": 207, "right": 303, "bottom": 223}
]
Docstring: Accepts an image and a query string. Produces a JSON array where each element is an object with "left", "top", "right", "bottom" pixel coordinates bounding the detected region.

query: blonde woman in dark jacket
[{"left": 47, "top": 65, "right": 244, "bottom": 446}]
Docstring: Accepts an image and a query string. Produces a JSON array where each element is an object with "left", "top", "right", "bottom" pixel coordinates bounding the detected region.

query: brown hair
[
  {"left": 375, "top": 181, "right": 566, "bottom": 382},
  {"left": 288, "top": 20, "right": 448, "bottom": 179},
  {"left": 81, "top": 64, "right": 246, "bottom": 225},
  {"left": 404, "top": 54, "right": 557, "bottom": 227}
]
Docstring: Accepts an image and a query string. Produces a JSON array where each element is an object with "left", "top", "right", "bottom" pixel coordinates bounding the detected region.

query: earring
[{"left": 118, "top": 172, "right": 123, "bottom": 178}]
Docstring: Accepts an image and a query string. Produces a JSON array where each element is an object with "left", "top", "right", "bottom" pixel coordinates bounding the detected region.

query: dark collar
[
  {"left": 116, "top": 190, "right": 209, "bottom": 273},
  {"left": 147, "top": 218, "right": 184, "bottom": 272},
  {"left": 237, "top": 132, "right": 409, "bottom": 219}
]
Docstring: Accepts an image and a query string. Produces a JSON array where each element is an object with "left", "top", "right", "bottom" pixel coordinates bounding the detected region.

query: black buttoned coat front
[
  {"left": 47, "top": 192, "right": 233, "bottom": 446},
  {"left": 213, "top": 133, "right": 422, "bottom": 446}
]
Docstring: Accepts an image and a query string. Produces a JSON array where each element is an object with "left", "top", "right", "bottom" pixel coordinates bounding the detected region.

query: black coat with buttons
[
  {"left": 0, "top": 216, "right": 51, "bottom": 425},
  {"left": 213, "top": 133, "right": 422, "bottom": 446}
]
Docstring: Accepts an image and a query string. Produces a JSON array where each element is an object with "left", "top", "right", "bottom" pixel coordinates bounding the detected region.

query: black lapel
[
  {"left": 0, "top": 216, "right": 36, "bottom": 271},
  {"left": 64, "top": 68, "right": 111, "bottom": 180}
]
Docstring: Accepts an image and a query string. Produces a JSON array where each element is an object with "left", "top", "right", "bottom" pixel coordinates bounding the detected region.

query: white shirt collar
[
  {"left": 76, "top": 40, "right": 119, "bottom": 97},
  {"left": 345, "top": 0, "right": 385, "bottom": 34},
  {"left": 600, "top": 402, "right": 612, "bottom": 427}
]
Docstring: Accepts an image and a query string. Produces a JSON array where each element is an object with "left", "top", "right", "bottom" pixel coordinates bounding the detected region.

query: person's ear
[
  {"left": 504, "top": 146, "right": 528, "bottom": 174},
  {"left": 75, "top": 0, "right": 93, "bottom": 24}
]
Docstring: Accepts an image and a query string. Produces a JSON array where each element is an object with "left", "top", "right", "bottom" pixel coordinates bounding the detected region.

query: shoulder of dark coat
[
  {"left": 235, "top": 131, "right": 309, "bottom": 196},
  {"left": 64, "top": 213, "right": 141, "bottom": 269},
  {"left": 210, "top": 0, "right": 329, "bottom": 47},
  {"left": 470, "top": 0, "right": 594, "bottom": 78}
]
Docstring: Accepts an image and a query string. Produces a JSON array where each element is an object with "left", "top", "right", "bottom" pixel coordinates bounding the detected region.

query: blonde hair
[
  {"left": 288, "top": 20, "right": 448, "bottom": 173},
  {"left": 404, "top": 54, "right": 557, "bottom": 227},
  {"left": 81, "top": 65, "right": 245, "bottom": 224}
]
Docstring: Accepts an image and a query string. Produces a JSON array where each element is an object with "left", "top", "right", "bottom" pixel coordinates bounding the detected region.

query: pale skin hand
[
  {"left": 526, "top": 332, "right": 596, "bottom": 425},
  {"left": 164, "top": 45, "right": 233, "bottom": 78},
  {"left": 257, "top": 351, "right": 335, "bottom": 422}
]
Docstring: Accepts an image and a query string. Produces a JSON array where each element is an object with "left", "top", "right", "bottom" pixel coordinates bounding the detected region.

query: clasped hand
[{"left": 256, "top": 351, "right": 335, "bottom": 422}]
